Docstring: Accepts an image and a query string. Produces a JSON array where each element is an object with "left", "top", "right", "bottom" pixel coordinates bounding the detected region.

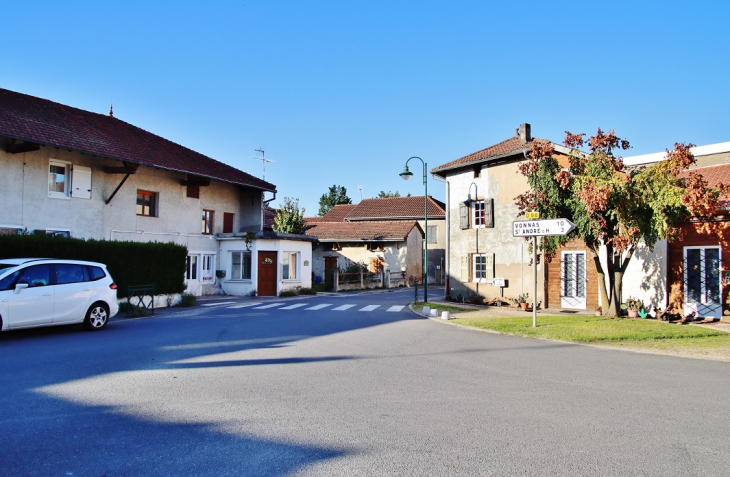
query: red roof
[
  {"left": 0, "top": 88, "right": 276, "bottom": 192},
  {"left": 320, "top": 204, "right": 358, "bottom": 222},
  {"left": 345, "top": 196, "right": 445, "bottom": 220},
  {"left": 432, "top": 135, "right": 550, "bottom": 174},
  {"left": 306, "top": 220, "right": 423, "bottom": 241},
  {"left": 680, "top": 164, "right": 730, "bottom": 207}
]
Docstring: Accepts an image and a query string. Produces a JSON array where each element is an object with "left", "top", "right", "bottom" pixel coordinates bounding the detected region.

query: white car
[{"left": 0, "top": 258, "right": 119, "bottom": 332}]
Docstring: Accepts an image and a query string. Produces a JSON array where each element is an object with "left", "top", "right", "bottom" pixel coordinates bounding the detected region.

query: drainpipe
[{"left": 431, "top": 174, "right": 449, "bottom": 300}]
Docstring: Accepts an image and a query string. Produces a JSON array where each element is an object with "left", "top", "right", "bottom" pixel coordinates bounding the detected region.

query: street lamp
[
  {"left": 468, "top": 182, "right": 479, "bottom": 298},
  {"left": 400, "top": 157, "right": 428, "bottom": 303}
]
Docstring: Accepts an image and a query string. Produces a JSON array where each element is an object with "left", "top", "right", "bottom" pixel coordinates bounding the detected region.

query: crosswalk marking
[
  {"left": 253, "top": 302, "right": 286, "bottom": 309},
  {"left": 227, "top": 303, "right": 259, "bottom": 309},
  {"left": 387, "top": 305, "right": 405, "bottom": 312},
  {"left": 280, "top": 303, "right": 308, "bottom": 310},
  {"left": 332, "top": 304, "right": 356, "bottom": 311},
  {"left": 359, "top": 305, "right": 379, "bottom": 312},
  {"left": 305, "top": 304, "right": 332, "bottom": 310},
  {"left": 202, "top": 301, "right": 237, "bottom": 307}
]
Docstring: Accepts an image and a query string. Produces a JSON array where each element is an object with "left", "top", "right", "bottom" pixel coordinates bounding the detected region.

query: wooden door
[
  {"left": 257, "top": 251, "right": 277, "bottom": 296},
  {"left": 324, "top": 256, "right": 338, "bottom": 291}
]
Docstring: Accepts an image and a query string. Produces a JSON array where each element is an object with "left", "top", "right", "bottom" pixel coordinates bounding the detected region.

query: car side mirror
[{"left": 14, "top": 282, "right": 29, "bottom": 294}]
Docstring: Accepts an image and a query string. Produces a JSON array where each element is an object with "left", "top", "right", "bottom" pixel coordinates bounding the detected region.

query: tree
[
  {"left": 273, "top": 197, "right": 307, "bottom": 234},
  {"left": 318, "top": 184, "right": 352, "bottom": 216},
  {"left": 515, "top": 128, "right": 727, "bottom": 317},
  {"left": 377, "top": 191, "right": 401, "bottom": 198}
]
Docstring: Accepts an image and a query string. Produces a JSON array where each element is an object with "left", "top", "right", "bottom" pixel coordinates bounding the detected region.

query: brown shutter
[
  {"left": 459, "top": 201, "right": 469, "bottom": 229},
  {"left": 223, "top": 213, "right": 234, "bottom": 234}
]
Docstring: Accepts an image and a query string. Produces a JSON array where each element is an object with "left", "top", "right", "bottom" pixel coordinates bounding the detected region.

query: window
[
  {"left": 54, "top": 263, "right": 88, "bottom": 284},
  {"left": 137, "top": 190, "right": 157, "bottom": 217},
  {"left": 471, "top": 198, "right": 494, "bottom": 228},
  {"left": 17, "top": 264, "right": 52, "bottom": 287},
  {"left": 0, "top": 270, "right": 21, "bottom": 291},
  {"left": 186, "top": 255, "right": 198, "bottom": 280},
  {"left": 231, "top": 251, "right": 252, "bottom": 280},
  {"left": 49, "top": 160, "right": 71, "bottom": 198},
  {"left": 202, "top": 254, "right": 215, "bottom": 282},
  {"left": 46, "top": 230, "right": 70, "bottom": 238},
  {"left": 472, "top": 253, "right": 494, "bottom": 283},
  {"left": 427, "top": 225, "right": 438, "bottom": 244},
  {"left": 223, "top": 213, "right": 234, "bottom": 234},
  {"left": 0, "top": 228, "right": 22, "bottom": 235},
  {"left": 282, "top": 252, "right": 299, "bottom": 280},
  {"left": 202, "top": 210, "right": 214, "bottom": 234},
  {"left": 473, "top": 165, "right": 481, "bottom": 178}
]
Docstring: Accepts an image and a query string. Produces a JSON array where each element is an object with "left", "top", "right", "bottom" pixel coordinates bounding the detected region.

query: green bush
[
  {"left": 179, "top": 293, "right": 197, "bottom": 307},
  {"left": 0, "top": 234, "right": 187, "bottom": 298},
  {"left": 299, "top": 287, "right": 317, "bottom": 295},
  {"left": 279, "top": 290, "right": 298, "bottom": 297}
]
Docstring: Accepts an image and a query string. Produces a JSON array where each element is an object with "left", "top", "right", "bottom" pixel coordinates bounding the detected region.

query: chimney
[{"left": 519, "top": 123, "right": 531, "bottom": 144}]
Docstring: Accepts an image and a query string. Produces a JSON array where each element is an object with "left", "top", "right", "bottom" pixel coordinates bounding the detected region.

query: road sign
[
  {"left": 525, "top": 211, "right": 540, "bottom": 219},
  {"left": 512, "top": 218, "right": 575, "bottom": 237}
]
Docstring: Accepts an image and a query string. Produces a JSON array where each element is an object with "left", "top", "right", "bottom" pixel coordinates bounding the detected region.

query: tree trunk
[{"left": 590, "top": 247, "right": 612, "bottom": 316}]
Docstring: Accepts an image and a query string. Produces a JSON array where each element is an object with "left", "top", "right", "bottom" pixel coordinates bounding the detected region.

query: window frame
[
  {"left": 202, "top": 209, "right": 214, "bottom": 235},
  {"left": 282, "top": 252, "right": 299, "bottom": 280},
  {"left": 472, "top": 200, "right": 486, "bottom": 228},
  {"left": 472, "top": 253, "right": 487, "bottom": 283},
  {"left": 48, "top": 160, "right": 71, "bottom": 199},
  {"left": 136, "top": 190, "right": 157, "bottom": 217},
  {"left": 231, "top": 251, "right": 252, "bottom": 280}
]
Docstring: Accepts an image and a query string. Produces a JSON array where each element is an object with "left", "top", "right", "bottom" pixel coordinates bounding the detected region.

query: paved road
[{"left": 1, "top": 288, "right": 729, "bottom": 476}]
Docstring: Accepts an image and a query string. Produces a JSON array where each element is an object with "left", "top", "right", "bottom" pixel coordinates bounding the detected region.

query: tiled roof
[
  {"left": 303, "top": 216, "right": 327, "bottom": 225},
  {"left": 432, "top": 136, "right": 550, "bottom": 174},
  {"left": 0, "top": 88, "right": 276, "bottom": 192},
  {"left": 345, "top": 196, "right": 445, "bottom": 220},
  {"left": 680, "top": 164, "right": 730, "bottom": 207},
  {"left": 320, "top": 204, "right": 358, "bottom": 222},
  {"left": 264, "top": 207, "right": 277, "bottom": 229},
  {"left": 306, "top": 220, "right": 423, "bottom": 241}
]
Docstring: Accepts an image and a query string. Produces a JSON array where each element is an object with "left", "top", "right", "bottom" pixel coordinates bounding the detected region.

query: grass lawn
[{"left": 415, "top": 302, "right": 730, "bottom": 361}]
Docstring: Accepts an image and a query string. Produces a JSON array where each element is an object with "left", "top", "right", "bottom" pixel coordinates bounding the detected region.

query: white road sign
[{"left": 512, "top": 218, "right": 575, "bottom": 237}]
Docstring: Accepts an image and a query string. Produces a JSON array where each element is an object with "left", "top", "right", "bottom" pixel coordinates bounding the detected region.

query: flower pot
[
  {"left": 628, "top": 310, "right": 638, "bottom": 318},
  {"left": 521, "top": 302, "right": 529, "bottom": 310},
  {"left": 595, "top": 311, "right": 602, "bottom": 316}
]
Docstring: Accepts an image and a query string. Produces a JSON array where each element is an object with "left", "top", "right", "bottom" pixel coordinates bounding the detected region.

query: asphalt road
[{"left": 1, "top": 288, "right": 729, "bottom": 476}]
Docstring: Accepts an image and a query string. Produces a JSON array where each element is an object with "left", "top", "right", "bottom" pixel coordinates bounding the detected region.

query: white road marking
[
  {"left": 280, "top": 303, "right": 308, "bottom": 310},
  {"left": 332, "top": 304, "right": 356, "bottom": 311},
  {"left": 387, "top": 305, "right": 405, "bottom": 312},
  {"left": 305, "top": 304, "right": 332, "bottom": 310},
  {"left": 227, "top": 303, "right": 259, "bottom": 309},
  {"left": 252, "top": 302, "right": 286, "bottom": 309},
  {"left": 359, "top": 305, "right": 379, "bottom": 312},
  {"left": 201, "top": 301, "right": 237, "bottom": 307}
]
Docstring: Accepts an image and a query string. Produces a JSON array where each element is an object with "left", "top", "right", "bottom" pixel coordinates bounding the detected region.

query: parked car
[{"left": 0, "top": 258, "right": 119, "bottom": 332}]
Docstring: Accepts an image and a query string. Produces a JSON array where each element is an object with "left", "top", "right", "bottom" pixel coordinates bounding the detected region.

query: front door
[
  {"left": 324, "top": 256, "right": 338, "bottom": 291},
  {"left": 561, "top": 251, "right": 587, "bottom": 309},
  {"left": 257, "top": 251, "right": 277, "bottom": 296},
  {"left": 684, "top": 246, "right": 722, "bottom": 318},
  {"left": 185, "top": 254, "right": 201, "bottom": 295}
]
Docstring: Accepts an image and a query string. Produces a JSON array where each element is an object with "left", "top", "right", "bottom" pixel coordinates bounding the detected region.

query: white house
[{"left": 0, "top": 88, "right": 311, "bottom": 298}]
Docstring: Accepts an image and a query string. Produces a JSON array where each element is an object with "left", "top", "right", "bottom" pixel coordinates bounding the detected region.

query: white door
[
  {"left": 185, "top": 254, "right": 201, "bottom": 296},
  {"left": 201, "top": 254, "right": 215, "bottom": 285},
  {"left": 684, "top": 246, "right": 722, "bottom": 318},
  {"left": 561, "top": 251, "right": 587, "bottom": 309},
  {"left": 52, "top": 263, "right": 94, "bottom": 324}
]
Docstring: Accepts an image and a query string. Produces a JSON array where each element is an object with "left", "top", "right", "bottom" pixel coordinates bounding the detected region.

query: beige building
[{"left": 432, "top": 123, "right": 571, "bottom": 304}]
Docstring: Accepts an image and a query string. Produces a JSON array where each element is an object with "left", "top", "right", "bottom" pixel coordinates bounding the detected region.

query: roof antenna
[
  {"left": 251, "top": 149, "right": 274, "bottom": 181},
  {"left": 358, "top": 185, "right": 363, "bottom": 202},
  {"left": 109, "top": 103, "right": 114, "bottom": 117}
]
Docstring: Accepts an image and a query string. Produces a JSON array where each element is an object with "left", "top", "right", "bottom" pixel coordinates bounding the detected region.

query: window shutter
[
  {"left": 485, "top": 253, "right": 494, "bottom": 282},
  {"left": 485, "top": 198, "right": 494, "bottom": 228},
  {"left": 459, "top": 201, "right": 469, "bottom": 229},
  {"left": 460, "top": 255, "right": 469, "bottom": 280},
  {"left": 71, "top": 166, "right": 92, "bottom": 199}
]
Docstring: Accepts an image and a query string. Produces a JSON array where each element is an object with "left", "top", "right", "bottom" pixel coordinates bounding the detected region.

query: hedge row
[{"left": 0, "top": 234, "right": 187, "bottom": 297}]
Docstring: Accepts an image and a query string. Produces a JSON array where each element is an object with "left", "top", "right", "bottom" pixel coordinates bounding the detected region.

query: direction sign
[{"left": 512, "top": 218, "right": 575, "bottom": 237}]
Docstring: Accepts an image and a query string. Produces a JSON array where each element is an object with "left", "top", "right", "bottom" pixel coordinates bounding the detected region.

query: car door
[
  {"left": 4, "top": 264, "right": 55, "bottom": 328},
  {"left": 53, "top": 263, "right": 94, "bottom": 324}
]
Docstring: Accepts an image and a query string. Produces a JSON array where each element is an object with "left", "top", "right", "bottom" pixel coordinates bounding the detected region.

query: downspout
[{"left": 432, "top": 173, "right": 449, "bottom": 300}]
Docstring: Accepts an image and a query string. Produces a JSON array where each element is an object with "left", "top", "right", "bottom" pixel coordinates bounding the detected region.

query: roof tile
[{"left": 306, "top": 220, "right": 423, "bottom": 241}]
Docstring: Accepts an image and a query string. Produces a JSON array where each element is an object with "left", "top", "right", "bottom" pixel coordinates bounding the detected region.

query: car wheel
[{"left": 84, "top": 303, "right": 109, "bottom": 331}]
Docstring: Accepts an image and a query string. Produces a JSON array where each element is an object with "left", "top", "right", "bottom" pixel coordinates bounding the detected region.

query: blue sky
[{"left": 3, "top": 1, "right": 728, "bottom": 214}]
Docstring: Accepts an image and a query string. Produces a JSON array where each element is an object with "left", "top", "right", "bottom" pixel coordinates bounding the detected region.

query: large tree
[
  {"left": 515, "top": 129, "right": 727, "bottom": 317},
  {"left": 273, "top": 197, "right": 307, "bottom": 235},
  {"left": 318, "top": 184, "right": 352, "bottom": 216}
]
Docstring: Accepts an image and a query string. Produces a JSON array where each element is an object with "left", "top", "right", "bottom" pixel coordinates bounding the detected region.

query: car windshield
[{"left": 0, "top": 263, "right": 18, "bottom": 272}]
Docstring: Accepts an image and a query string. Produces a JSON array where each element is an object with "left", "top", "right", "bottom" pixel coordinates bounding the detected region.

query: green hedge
[{"left": 0, "top": 234, "right": 187, "bottom": 297}]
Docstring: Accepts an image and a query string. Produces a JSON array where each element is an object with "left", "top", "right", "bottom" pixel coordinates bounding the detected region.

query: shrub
[
  {"left": 279, "top": 290, "right": 298, "bottom": 297},
  {"left": 299, "top": 287, "right": 317, "bottom": 295},
  {"left": 179, "top": 293, "right": 197, "bottom": 307}
]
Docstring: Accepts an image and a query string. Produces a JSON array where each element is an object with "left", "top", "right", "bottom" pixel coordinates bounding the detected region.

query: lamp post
[
  {"left": 468, "top": 182, "right": 478, "bottom": 299},
  {"left": 400, "top": 156, "right": 428, "bottom": 303}
]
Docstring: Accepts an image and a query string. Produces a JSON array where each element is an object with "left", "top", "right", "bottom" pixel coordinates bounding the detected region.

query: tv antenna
[
  {"left": 251, "top": 149, "right": 274, "bottom": 181},
  {"left": 358, "top": 185, "right": 363, "bottom": 202}
]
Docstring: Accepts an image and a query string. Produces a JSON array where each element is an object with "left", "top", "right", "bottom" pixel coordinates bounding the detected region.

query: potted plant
[
  {"left": 595, "top": 305, "right": 602, "bottom": 316},
  {"left": 626, "top": 297, "right": 643, "bottom": 318},
  {"left": 517, "top": 293, "right": 530, "bottom": 310}
]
